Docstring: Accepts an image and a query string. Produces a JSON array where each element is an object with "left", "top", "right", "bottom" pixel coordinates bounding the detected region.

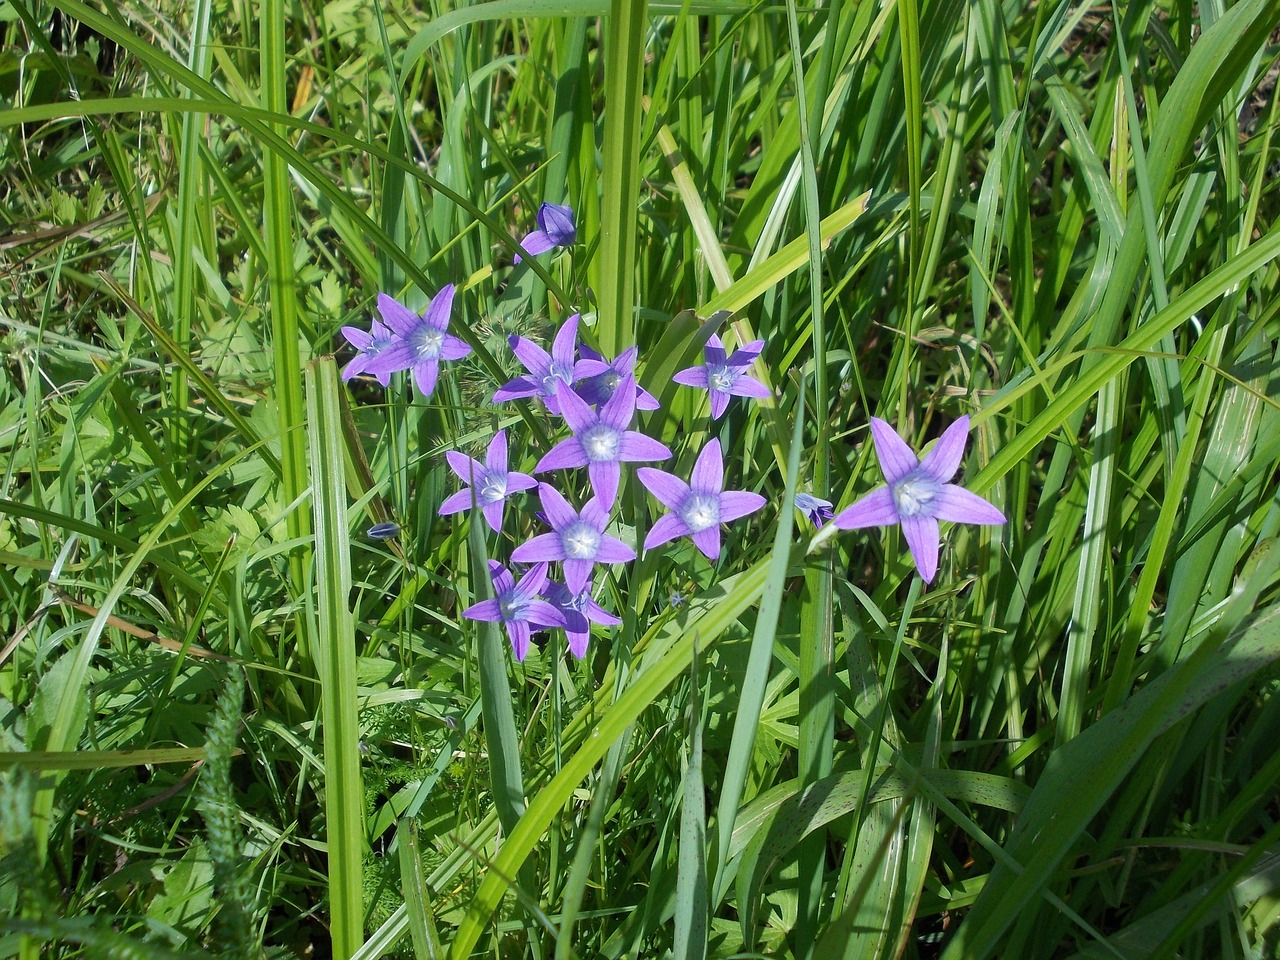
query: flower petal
[
  {"left": 900, "top": 515, "right": 940, "bottom": 583},
  {"left": 718, "top": 490, "right": 766, "bottom": 523},
  {"left": 618, "top": 431, "right": 672, "bottom": 463},
  {"left": 703, "top": 335, "right": 727, "bottom": 365},
  {"left": 930, "top": 485, "right": 1006, "bottom": 525},
  {"left": 692, "top": 526, "right": 721, "bottom": 560},
  {"left": 340, "top": 325, "right": 373, "bottom": 350},
  {"left": 364, "top": 342, "right": 414, "bottom": 376},
  {"left": 556, "top": 385, "right": 597, "bottom": 436},
  {"left": 509, "top": 336, "right": 552, "bottom": 378},
  {"left": 727, "top": 339, "right": 764, "bottom": 365},
  {"left": 538, "top": 202, "right": 576, "bottom": 244},
  {"left": 552, "top": 314, "right": 579, "bottom": 371},
  {"left": 564, "top": 558, "right": 594, "bottom": 595},
  {"left": 513, "top": 230, "right": 555, "bottom": 263},
  {"left": 643, "top": 513, "right": 690, "bottom": 550},
  {"left": 727, "top": 374, "right": 770, "bottom": 400},
  {"left": 526, "top": 598, "right": 567, "bottom": 629},
  {"left": 439, "top": 335, "right": 472, "bottom": 361},
  {"left": 584, "top": 595, "right": 621, "bottom": 626},
  {"left": 831, "top": 487, "right": 899, "bottom": 529},
  {"left": 588, "top": 460, "right": 620, "bottom": 511},
  {"left": 691, "top": 439, "right": 724, "bottom": 494},
  {"left": 566, "top": 624, "right": 591, "bottom": 659},
  {"left": 423, "top": 284, "right": 455, "bottom": 331},
  {"left": 463, "top": 598, "right": 503, "bottom": 622},
  {"left": 635, "top": 385, "right": 661, "bottom": 411},
  {"left": 446, "top": 451, "right": 484, "bottom": 483},
  {"left": 709, "top": 389, "right": 730, "bottom": 420},
  {"left": 536, "top": 437, "right": 588, "bottom": 473},
  {"left": 580, "top": 497, "right": 609, "bottom": 531},
  {"left": 594, "top": 535, "right": 636, "bottom": 564},
  {"left": 870, "top": 418, "right": 919, "bottom": 485},
  {"left": 672, "top": 366, "right": 709, "bottom": 388},
  {"left": 375, "top": 293, "right": 419, "bottom": 338},
  {"left": 512, "top": 532, "right": 566, "bottom": 564},
  {"left": 600, "top": 374, "right": 636, "bottom": 430},
  {"left": 481, "top": 500, "right": 504, "bottom": 531},
  {"left": 492, "top": 376, "right": 541, "bottom": 403},
  {"left": 506, "top": 471, "right": 538, "bottom": 493},
  {"left": 537, "top": 484, "right": 579, "bottom": 530},
  {"left": 637, "top": 468, "right": 689, "bottom": 510},
  {"left": 485, "top": 430, "right": 509, "bottom": 473},
  {"left": 438, "top": 488, "right": 476, "bottom": 516},
  {"left": 514, "top": 562, "right": 551, "bottom": 600},
  {"left": 413, "top": 360, "right": 439, "bottom": 398},
  {"left": 919, "top": 416, "right": 970, "bottom": 484},
  {"left": 507, "top": 620, "right": 531, "bottom": 661}
]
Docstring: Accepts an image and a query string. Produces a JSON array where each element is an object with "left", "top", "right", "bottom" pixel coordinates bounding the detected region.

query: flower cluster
[
  {"left": 340, "top": 200, "right": 1008, "bottom": 663},
  {"left": 339, "top": 203, "right": 769, "bottom": 661}
]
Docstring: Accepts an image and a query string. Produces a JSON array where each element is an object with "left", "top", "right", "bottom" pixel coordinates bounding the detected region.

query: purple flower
[
  {"left": 511, "top": 485, "right": 636, "bottom": 594},
  {"left": 534, "top": 375, "right": 672, "bottom": 510},
  {"left": 672, "top": 334, "right": 770, "bottom": 420},
  {"left": 831, "top": 416, "right": 1006, "bottom": 583},
  {"left": 794, "top": 493, "right": 835, "bottom": 528},
  {"left": 340, "top": 318, "right": 396, "bottom": 386},
  {"left": 463, "top": 561, "right": 566, "bottom": 661},
  {"left": 637, "top": 439, "right": 766, "bottom": 560},
  {"left": 492, "top": 313, "right": 590, "bottom": 416},
  {"left": 513, "top": 202, "right": 576, "bottom": 263},
  {"left": 438, "top": 429, "right": 537, "bottom": 532},
  {"left": 575, "top": 345, "right": 660, "bottom": 411},
  {"left": 542, "top": 579, "right": 621, "bottom": 659},
  {"left": 363, "top": 286, "right": 471, "bottom": 399}
]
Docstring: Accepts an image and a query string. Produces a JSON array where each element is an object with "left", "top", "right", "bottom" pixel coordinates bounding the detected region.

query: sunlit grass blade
[
  {"left": 672, "top": 639, "right": 708, "bottom": 960},
  {"left": 305, "top": 360, "right": 366, "bottom": 960}
]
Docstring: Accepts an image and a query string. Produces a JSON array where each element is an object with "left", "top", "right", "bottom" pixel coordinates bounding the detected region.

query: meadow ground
[{"left": 2, "top": 0, "right": 1280, "bottom": 957}]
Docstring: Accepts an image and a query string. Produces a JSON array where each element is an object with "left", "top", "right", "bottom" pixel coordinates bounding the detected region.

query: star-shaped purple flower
[
  {"left": 831, "top": 416, "right": 1006, "bottom": 583},
  {"left": 534, "top": 375, "right": 672, "bottom": 510},
  {"left": 492, "top": 313, "right": 590, "bottom": 416},
  {"left": 513, "top": 202, "right": 576, "bottom": 263},
  {"left": 542, "top": 579, "right": 621, "bottom": 659},
  {"left": 672, "top": 334, "right": 770, "bottom": 419},
  {"left": 511, "top": 485, "right": 636, "bottom": 594},
  {"left": 574, "top": 344, "right": 660, "bottom": 411},
  {"left": 794, "top": 493, "right": 835, "bottom": 528},
  {"left": 438, "top": 429, "right": 537, "bottom": 532},
  {"left": 637, "top": 438, "right": 766, "bottom": 560},
  {"left": 463, "top": 561, "right": 566, "bottom": 661},
  {"left": 339, "top": 317, "right": 395, "bottom": 386},
  {"left": 363, "top": 286, "right": 471, "bottom": 399}
]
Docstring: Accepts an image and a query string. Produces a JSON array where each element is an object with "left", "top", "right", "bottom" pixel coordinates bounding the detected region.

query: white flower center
[
  {"left": 561, "top": 522, "right": 601, "bottom": 560},
  {"left": 603, "top": 371, "right": 621, "bottom": 391},
  {"left": 680, "top": 494, "right": 721, "bottom": 533},
  {"left": 582, "top": 424, "right": 621, "bottom": 462},
  {"left": 893, "top": 472, "right": 939, "bottom": 518},
  {"left": 499, "top": 596, "right": 520, "bottom": 621},
  {"left": 478, "top": 473, "right": 507, "bottom": 503},
  {"left": 708, "top": 365, "right": 737, "bottom": 392},
  {"left": 411, "top": 325, "right": 444, "bottom": 361}
]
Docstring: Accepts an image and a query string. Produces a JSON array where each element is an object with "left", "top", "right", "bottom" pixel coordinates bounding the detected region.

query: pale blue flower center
[
  {"left": 708, "top": 365, "right": 737, "bottom": 393},
  {"left": 411, "top": 325, "right": 445, "bottom": 361},
  {"left": 562, "top": 522, "right": 601, "bottom": 559},
  {"left": 603, "top": 370, "right": 621, "bottom": 391},
  {"left": 365, "top": 331, "right": 393, "bottom": 356},
  {"left": 893, "top": 472, "right": 939, "bottom": 518},
  {"left": 680, "top": 494, "right": 721, "bottom": 533},
  {"left": 478, "top": 473, "right": 507, "bottom": 503},
  {"left": 582, "top": 424, "right": 621, "bottom": 462},
  {"left": 541, "top": 362, "right": 574, "bottom": 395},
  {"left": 498, "top": 594, "right": 523, "bottom": 621}
]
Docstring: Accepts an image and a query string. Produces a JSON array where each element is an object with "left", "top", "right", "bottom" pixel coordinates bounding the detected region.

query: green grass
[{"left": 2, "top": 0, "right": 1280, "bottom": 958}]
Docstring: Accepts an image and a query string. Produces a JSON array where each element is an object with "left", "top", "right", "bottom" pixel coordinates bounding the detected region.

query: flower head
[
  {"left": 542, "top": 579, "right": 621, "bottom": 659},
  {"left": 831, "top": 416, "right": 1006, "bottom": 583},
  {"left": 534, "top": 376, "right": 672, "bottom": 510},
  {"left": 512, "top": 485, "right": 636, "bottom": 594},
  {"left": 574, "top": 345, "right": 660, "bottom": 411},
  {"left": 637, "top": 439, "right": 766, "bottom": 560},
  {"left": 340, "top": 318, "right": 396, "bottom": 386},
  {"left": 363, "top": 286, "right": 471, "bottom": 398},
  {"left": 493, "top": 314, "right": 590, "bottom": 415},
  {"left": 439, "top": 429, "right": 538, "bottom": 532},
  {"left": 672, "top": 334, "right": 770, "bottom": 419},
  {"left": 794, "top": 493, "right": 835, "bottom": 528},
  {"left": 513, "top": 202, "right": 576, "bottom": 263},
  {"left": 463, "top": 561, "right": 566, "bottom": 661}
]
